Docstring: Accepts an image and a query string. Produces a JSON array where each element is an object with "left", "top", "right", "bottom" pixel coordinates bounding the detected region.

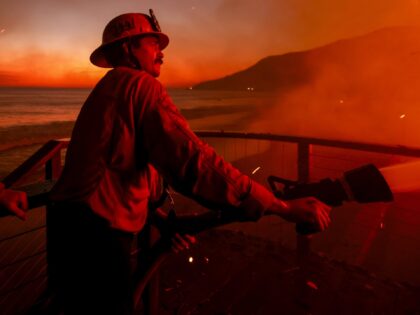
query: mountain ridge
[{"left": 193, "top": 26, "right": 420, "bottom": 92}]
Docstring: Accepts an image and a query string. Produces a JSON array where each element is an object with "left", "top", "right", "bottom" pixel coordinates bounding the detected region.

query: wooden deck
[{"left": 151, "top": 229, "right": 420, "bottom": 315}]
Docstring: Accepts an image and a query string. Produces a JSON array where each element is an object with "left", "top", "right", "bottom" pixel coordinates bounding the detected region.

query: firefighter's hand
[
  {"left": 0, "top": 189, "right": 28, "bottom": 221},
  {"left": 171, "top": 233, "right": 197, "bottom": 254},
  {"left": 270, "top": 197, "right": 331, "bottom": 231}
]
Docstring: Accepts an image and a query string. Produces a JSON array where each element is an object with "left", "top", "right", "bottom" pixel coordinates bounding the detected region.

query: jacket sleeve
[{"left": 139, "top": 81, "right": 276, "bottom": 221}]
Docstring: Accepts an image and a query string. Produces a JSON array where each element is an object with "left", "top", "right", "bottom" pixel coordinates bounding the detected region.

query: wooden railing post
[
  {"left": 2, "top": 139, "right": 68, "bottom": 188},
  {"left": 45, "top": 151, "right": 62, "bottom": 181},
  {"left": 296, "top": 142, "right": 312, "bottom": 258},
  {"left": 296, "top": 141, "right": 313, "bottom": 305},
  {"left": 296, "top": 141, "right": 311, "bottom": 262},
  {"left": 45, "top": 148, "right": 62, "bottom": 314},
  {"left": 297, "top": 142, "right": 310, "bottom": 183}
]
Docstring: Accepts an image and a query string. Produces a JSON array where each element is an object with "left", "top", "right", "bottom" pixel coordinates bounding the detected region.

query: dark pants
[{"left": 46, "top": 202, "right": 138, "bottom": 315}]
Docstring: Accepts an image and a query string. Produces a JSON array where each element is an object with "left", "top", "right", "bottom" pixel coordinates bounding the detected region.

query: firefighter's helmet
[{"left": 90, "top": 9, "right": 169, "bottom": 68}]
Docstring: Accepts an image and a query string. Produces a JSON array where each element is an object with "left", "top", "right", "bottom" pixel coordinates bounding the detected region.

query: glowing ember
[
  {"left": 339, "top": 99, "right": 344, "bottom": 104},
  {"left": 400, "top": 114, "right": 406, "bottom": 119},
  {"left": 306, "top": 280, "right": 318, "bottom": 290},
  {"left": 251, "top": 166, "right": 261, "bottom": 174},
  {"left": 380, "top": 222, "right": 384, "bottom": 229},
  {"left": 204, "top": 257, "right": 209, "bottom": 263},
  {"left": 188, "top": 256, "right": 194, "bottom": 263}
]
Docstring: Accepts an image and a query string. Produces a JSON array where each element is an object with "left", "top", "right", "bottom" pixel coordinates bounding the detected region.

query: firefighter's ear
[
  {"left": 123, "top": 39, "right": 142, "bottom": 69},
  {"left": 121, "top": 41, "right": 130, "bottom": 58}
]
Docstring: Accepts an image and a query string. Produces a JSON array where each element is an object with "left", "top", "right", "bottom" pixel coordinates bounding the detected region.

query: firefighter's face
[{"left": 131, "top": 36, "right": 164, "bottom": 77}]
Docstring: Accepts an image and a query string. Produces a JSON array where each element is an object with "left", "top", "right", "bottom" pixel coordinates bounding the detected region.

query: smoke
[
  {"left": 249, "top": 26, "right": 420, "bottom": 147},
  {"left": 209, "top": 0, "right": 420, "bottom": 62},
  {"left": 162, "top": 0, "right": 420, "bottom": 86},
  {"left": 380, "top": 161, "right": 420, "bottom": 193},
  {"left": 0, "top": 50, "right": 105, "bottom": 87}
]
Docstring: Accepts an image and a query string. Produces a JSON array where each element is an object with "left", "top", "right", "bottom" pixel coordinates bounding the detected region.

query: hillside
[
  {"left": 194, "top": 26, "right": 420, "bottom": 92},
  {"left": 194, "top": 26, "right": 420, "bottom": 146}
]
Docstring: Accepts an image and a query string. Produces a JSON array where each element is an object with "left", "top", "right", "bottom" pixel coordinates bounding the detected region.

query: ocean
[{"left": 0, "top": 87, "right": 272, "bottom": 178}]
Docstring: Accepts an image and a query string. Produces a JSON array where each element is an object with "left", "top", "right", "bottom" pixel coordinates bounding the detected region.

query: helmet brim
[{"left": 90, "top": 32, "right": 169, "bottom": 68}]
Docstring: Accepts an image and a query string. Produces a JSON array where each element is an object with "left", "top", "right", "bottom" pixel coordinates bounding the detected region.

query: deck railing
[{"left": 1, "top": 132, "right": 420, "bottom": 314}]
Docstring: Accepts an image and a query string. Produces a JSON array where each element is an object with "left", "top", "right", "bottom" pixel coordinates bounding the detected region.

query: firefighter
[{"left": 48, "top": 10, "right": 331, "bottom": 315}]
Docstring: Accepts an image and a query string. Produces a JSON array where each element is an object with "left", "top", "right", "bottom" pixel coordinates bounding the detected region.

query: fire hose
[
  {"left": 132, "top": 163, "right": 394, "bottom": 306},
  {"left": 10, "top": 163, "right": 393, "bottom": 309}
]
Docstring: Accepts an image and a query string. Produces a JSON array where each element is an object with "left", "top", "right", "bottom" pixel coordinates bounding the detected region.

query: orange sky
[{"left": 1, "top": 0, "right": 419, "bottom": 88}]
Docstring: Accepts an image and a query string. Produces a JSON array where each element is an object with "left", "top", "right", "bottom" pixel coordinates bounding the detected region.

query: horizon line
[{"left": 0, "top": 84, "right": 192, "bottom": 90}]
